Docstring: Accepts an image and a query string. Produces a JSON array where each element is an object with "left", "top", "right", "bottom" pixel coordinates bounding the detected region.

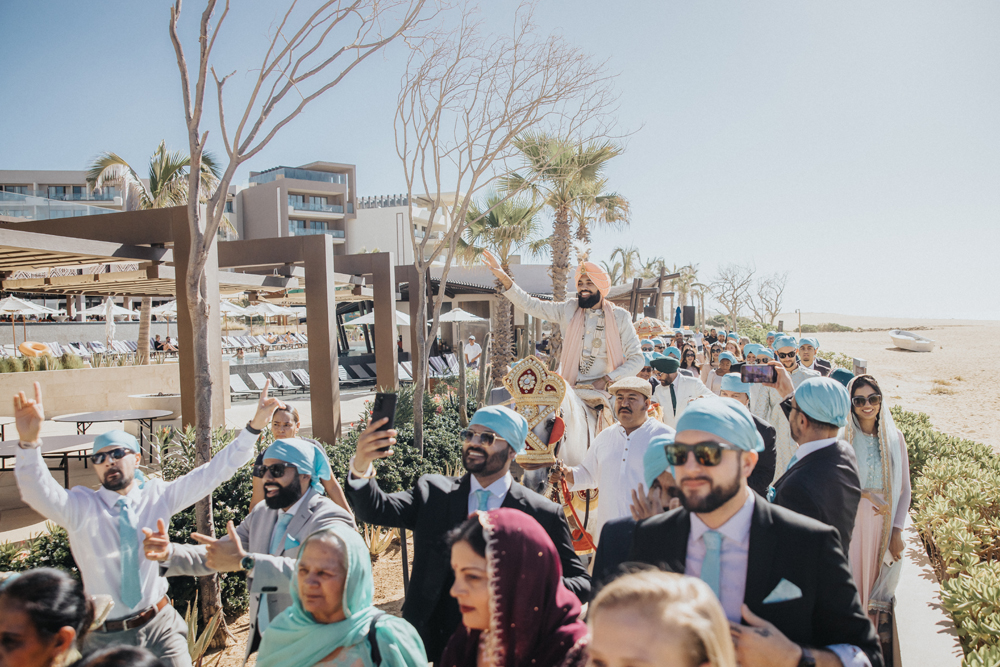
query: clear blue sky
[{"left": 2, "top": 1, "right": 997, "bottom": 320}]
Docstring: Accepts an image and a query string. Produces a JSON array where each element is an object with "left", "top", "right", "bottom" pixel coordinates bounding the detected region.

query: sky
[{"left": 1, "top": 1, "right": 998, "bottom": 320}]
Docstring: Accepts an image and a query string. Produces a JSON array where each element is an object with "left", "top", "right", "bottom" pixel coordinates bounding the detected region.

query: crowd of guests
[{"left": 2, "top": 324, "right": 909, "bottom": 667}]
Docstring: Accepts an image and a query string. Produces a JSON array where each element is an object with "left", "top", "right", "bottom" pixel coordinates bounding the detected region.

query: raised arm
[
  {"left": 344, "top": 418, "right": 421, "bottom": 529},
  {"left": 481, "top": 250, "right": 570, "bottom": 325},
  {"left": 12, "top": 383, "right": 80, "bottom": 527}
]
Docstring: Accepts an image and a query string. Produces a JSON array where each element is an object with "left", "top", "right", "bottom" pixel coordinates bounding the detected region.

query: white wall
[{"left": 348, "top": 207, "right": 412, "bottom": 263}]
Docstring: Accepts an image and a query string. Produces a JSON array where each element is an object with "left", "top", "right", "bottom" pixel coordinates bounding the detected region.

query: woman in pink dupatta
[
  {"left": 441, "top": 509, "right": 588, "bottom": 667},
  {"left": 842, "top": 375, "right": 911, "bottom": 640}
]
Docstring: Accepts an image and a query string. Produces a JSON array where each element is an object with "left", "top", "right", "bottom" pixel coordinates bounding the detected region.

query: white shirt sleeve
[
  {"left": 827, "top": 644, "right": 872, "bottom": 667},
  {"left": 606, "top": 307, "right": 645, "bottom": 381},
  {"left": 346, "top": 457, "right": 374, "bottom": 489},
  {"left": 504, "top": 283, "right": 571, "bottom": 326},
  {"left": 161, "top": 427, "right": 258, "bottom": 514},
  {"left": 568, "top": 439, "right": 601, "bottom": 491},
  {"left": 15, "top": 444, "right": 81, "bottom": 527}
]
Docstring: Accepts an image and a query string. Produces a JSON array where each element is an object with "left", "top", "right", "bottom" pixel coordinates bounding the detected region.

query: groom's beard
[{"left": 577, "top": 292, "right": 601, "bottom": 309}]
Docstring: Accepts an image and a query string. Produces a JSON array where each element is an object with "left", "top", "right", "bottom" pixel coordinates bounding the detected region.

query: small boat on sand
[{"left": 889, "top": 330, "right": 935, "bottom": 352}]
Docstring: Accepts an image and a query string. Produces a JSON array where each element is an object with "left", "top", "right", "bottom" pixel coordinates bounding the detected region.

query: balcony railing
[
  {"left": 48, "top": 191, "right": 118, "bottom": 202},
  {"left": 287, "top": 228, "right": 345, "bottom": 238},
  {"left": 289, "top": 199, "right": 344, "bottom": 214},
  {"left": 0, "top": 191, "right": 115, "bottom": 221},
  {"left": 251, "top": 167, "right": 348, "bottom": 185}
]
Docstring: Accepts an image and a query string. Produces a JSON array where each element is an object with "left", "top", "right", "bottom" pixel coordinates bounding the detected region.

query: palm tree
[
  {"left": 87, "top": 142, "right": 222, "bottom": 363},
  {"left": 600, "top": 259, "right": 624, "bottom": 285},
  {"left": 460, "top": 193, "right": 546, "bottom": 387},
  {"left": 503, "top": 133, "right": 626, "bottom": 358},
  {"left": 570, "top": 178, "right": 630, "bottom": 246},
  {"left": 691, "top": 281, "right": 710, "bottom": 327},
  {"left": 609, "top": 245, "right": 642, "bottom": 282}
]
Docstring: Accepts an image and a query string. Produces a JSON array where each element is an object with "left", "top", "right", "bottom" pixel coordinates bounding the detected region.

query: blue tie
[
  {"left": 700, "top": 530, "right": 723, "bottom": 600},
  {"left": 473, "top": 489, "right": 491, "bottom": 512},
  {"left": 117, "top": 498, "right": 142, "bottom": 609},
  {"left": 785, "top": 455, "right": 799, "bottom": 472},
  {"left": 269, "top": 512, "right": 293, "bottom": 555}
]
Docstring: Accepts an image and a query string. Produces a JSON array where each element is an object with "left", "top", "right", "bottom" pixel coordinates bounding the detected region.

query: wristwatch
[
  {"left": 241, "top": 555, "right": 255, "bottom": 572},
  {"left": 797, "top": 647, "right": 816, "bottom": 667}
]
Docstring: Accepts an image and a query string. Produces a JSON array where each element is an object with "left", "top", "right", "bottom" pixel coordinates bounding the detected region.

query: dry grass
[
  {"left": 930, "top": 386, "right": 955, "bottom": 395},
  {"left": 933, "top": 379, "right": 953, "bottom": 386},
  {"left": 954, "top": 375, "right": 964, "bottom": 382}
]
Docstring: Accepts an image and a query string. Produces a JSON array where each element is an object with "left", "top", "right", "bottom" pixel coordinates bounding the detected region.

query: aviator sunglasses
[
  {"left": 665, "top": 441, "right": 739, "bottom": 467},
  {"left": 90, "top": 447, "right": 132, "bottom": 465},
  {"left": 852, "top": 394, "right": 882, "bottom": 408},
  {"left": 460, "top": 430, "right": 505, "bottom": 446},
  {"left": 777, "top": 351, "right": 798, "bottom": 359},
  {"left": 254, "top": 462, "right": 293, "bottom": 478}
]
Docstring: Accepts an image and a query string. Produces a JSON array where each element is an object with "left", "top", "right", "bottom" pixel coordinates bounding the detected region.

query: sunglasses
[
  {"left": 90, "top": 447, "right": 132, "bottom": 465},
  {"left": 684, "top": 353, "right": 695, "bottom": 358},
  {"left": 777, "top": 351, "right": 798, "bottom": 359},
  {"left": 665, "top": 442, "right": 739, "bottom": 467},
  {"left": 255, "top": 462, "right": 293, "bottom": 479},
  {"left": 852, "top": 394, "right": 882, "bottom": 408},
  {"left": 460, "top": 430, "right": 504, "bottom": 446},
  {"left": 780, "top": 396, "right": 798, "bottom": 420}
]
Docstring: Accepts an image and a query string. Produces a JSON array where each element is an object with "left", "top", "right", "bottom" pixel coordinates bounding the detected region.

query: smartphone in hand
[
  {"left": 370, "top": 392, "right": 398, "bottom": 452},
  {"left": 741, "top": 364, "right": 778, "bottom": 384}
]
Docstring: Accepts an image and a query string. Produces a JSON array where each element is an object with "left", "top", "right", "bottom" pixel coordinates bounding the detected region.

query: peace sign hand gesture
[{"left": 250, "top": 379, "right": 285, "bottom": 431}]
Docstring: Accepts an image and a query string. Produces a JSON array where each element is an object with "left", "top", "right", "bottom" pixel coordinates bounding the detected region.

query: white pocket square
[{"left": 762, "top": 578, "right": 802, "bottom": 604}]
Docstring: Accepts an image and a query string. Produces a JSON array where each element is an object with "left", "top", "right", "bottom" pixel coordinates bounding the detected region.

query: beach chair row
[
  {"left": 230, "top": 369, "right": 312, "bottom": 399},
  {"left": 0, "top": 340, "right": 147, "bottom": 358},
  {"left": 222, "top": 333, "right": 309, "bottom": 353}
]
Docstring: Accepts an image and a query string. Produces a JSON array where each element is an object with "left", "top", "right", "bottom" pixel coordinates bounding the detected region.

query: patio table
[
  {"left": 0, "top": 434, "right": 95, "bottom": 488},
  {"left": 52, "top": 410, "right": 173, "bottom": 462}
]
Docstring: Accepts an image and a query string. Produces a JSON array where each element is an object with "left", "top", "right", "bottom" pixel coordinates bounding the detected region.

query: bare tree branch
[
  {"left": 748, "top": 271, "right": 788, "bottom": 326},
  {"left": 710, "top": 263, "right": 755, "bottom": 332}
]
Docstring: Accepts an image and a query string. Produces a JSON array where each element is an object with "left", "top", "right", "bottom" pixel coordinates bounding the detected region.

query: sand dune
[{"left": 773, "top": 313, "right": 999, "bottom": 449}]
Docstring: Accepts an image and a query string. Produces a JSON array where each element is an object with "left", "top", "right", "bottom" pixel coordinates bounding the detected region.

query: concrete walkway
[{"left": 0, "top": 387, "right": 374, "bottom": 544}]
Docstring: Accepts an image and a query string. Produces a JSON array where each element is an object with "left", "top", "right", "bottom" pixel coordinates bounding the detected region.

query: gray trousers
[{"left": 86, "top": 604, "right": 192, "bottom": 667}]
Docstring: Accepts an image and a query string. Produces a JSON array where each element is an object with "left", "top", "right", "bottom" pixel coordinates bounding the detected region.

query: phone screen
[
  {"left": 740, "top": 364, "right": 778, "bottom": 384},
  {"left": 370, "top": 393, "right": 398, "bottom": 450}
]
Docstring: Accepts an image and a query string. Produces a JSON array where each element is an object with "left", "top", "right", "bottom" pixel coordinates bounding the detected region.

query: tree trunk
[
  {"left": 476, "top": 331, "right": 491, "bottom": 407},
  {"left": 491, "top": 277, "right": 514, "bottom": 388},
  {"left": 457, "top": 325, "right": 468, "bottom": 427},
  {"left": 136, "top": 297, "right": 152, "bottom": 365},
  {"left": 548, "top": 205, "right": 572, "bottom": 362},
  {"left": 412, "top": 270, "right": 428, "bottom": 454}
]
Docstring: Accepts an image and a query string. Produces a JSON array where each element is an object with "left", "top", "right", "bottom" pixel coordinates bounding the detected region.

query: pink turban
[{"left": 574, "top": 262, "right": 611, "bottom": 296}]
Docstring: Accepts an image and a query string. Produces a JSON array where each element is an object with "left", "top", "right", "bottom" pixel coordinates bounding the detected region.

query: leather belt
[{"left": 99, "top": 596, "right": 169, "bottom": 632}]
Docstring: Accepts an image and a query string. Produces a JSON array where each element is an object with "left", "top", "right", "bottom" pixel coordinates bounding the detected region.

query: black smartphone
[
  {"left": 741, "top": 364, "right": 778, "bottom": 384},
  {"left": 370, "top": 393, "right": 398, "bottom": 451}
]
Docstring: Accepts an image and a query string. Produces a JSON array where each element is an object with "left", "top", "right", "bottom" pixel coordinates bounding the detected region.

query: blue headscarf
[
  {"left": 640, "top": 339, "right": 653, "bottom": 347},
  {"left": 469, "top": 405, "right": 528, "bottom": 455},
  {"left": 766, "top": 331, "right": 777, "bottom": 339},
  {"left": 755, "top": 347, "right": 775, "bottom": 360},
  {"left": 664, "top": 346, "right": 682, "bottom": 360},
  {"left": 264, "top": 439, "right": 332, "bottom": 493},
  {"left": 643, "top": 433, "right": 676, "bottom": 490},
  {"left": 719, "top": 352, "right": 738, "bottom": 364},
  {"left": 742, "top": 343, "right": 764, "bottom": 358},
  {"left": 92, "top": 431, "right": 147, "bottom": 484},
  {"left": 642, "top": 352, "right": 653, "bottom": 366},
  {"left": 798, "top": 337, "right": 820, "bottom": 350},
  {"left": 675, "top": 396, "right": 764, "bottom": 452},
  {"left": 727, "top": 332, "right": 739, "bottom": 341},
  {"left": 721, "top": 373, "right": 751, "bottom": 394},
  {"left": 773, "top": 335, "right": 798, "bottom": 351},
  {"left": 652, "top": 338, "right": 665, "bottom": 347},
  {"left": 257, "top": 525, "right": 427, "bottom": 667},
  {"left": 794, "top": 377, "right": 850, "bottom": 427}
]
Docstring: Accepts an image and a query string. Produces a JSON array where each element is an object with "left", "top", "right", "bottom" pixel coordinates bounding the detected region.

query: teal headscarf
[
  {"left": 469, "top": 405, "right": 529, "bottom": 455},
  {"left": 664, "top": 346, "right": 682, "bottom": 360},
  {"left": 257, "top": 525, "right": 427, "bottom": 667},
  {"left": 794, "top": 376, "right": 850, "bottom": 428},
  {"left": 719, "top": 352, "right": 738, "bottom": 364},
  {"left": 264, "top": 439, "right": 332, "bottom": 494},
  {"left": 743, "top": 343, "right": 764, "bottom": 358},
  {"left": 755, "top": 347, "right": 775, "bottom": 360},
  {"left": 721, "top": 373, "right": 751, "bottom": 394},
  {"left": 675, "top": 396, "right": 764, "bottom": 452},
  {"left": 642, "top": 352, "right": 653, "bottom": 366},
  {"left": 640, "top": 339, "right": 653, "bottom": 347},
  {"left": 643, "top": 433, "right": 676, "bottom": 490},
  {"left": 773, "top": 335, "right": 798, "bottom": 351},
  {"left": 92, "top": 431, "right": 147, "bottom": 485},
  {"left": 798, "top": 337, "right": 820, "bottom": 349}
]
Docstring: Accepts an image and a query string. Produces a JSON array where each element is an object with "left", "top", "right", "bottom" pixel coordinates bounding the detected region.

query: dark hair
[
  {"left": 273, "top": 405, "right": 300, "bottom": 424},
  {"left": 447, "top": 515, "right": 487, "bottom": 557},
  {"left": 799, "top": 410, "right": 838, "bottom": 432},
  {"left": 71, "top": 646, "right": 167, "bottom": 667},
  {"left": 0, "top": 568, "right": 94, "bottom": 645},
  {"left": 851, "top": 374, "right": 883, "bottom": 431}
]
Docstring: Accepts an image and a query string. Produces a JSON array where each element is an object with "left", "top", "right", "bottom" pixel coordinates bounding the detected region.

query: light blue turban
[
  {"left": 675, "top": 396, "right": 764, "bottom": 452},
  {"left": 652, "top": 338, "right": 665, "bottom": 346},
  {"left": 650, "top": 351, "right": 666, "bottom": 360},
  {"left": 727, "top": 332, "right": 739, "bottom": 341},
  {"left": 664, "top": 346, "right": 682, "bottom": 360},
  {"left": 469, "top": 405, "right": 528, "bottom": 455},
  {"left": 264, "top": 438, "right": 332, "bottom": 493},
  {"left": 773, "top": 335, "right": 798, "bottom": 351},
  {"left": 93, "top": 430, "right": 140, "bottom": 455},
  {"left": 755, "top": 347, "right": 775, "bottom": 360},
  {"left": 721, "top": 373, "right": 751, "bottom": 394},
  {"left": 743, "top": 343, "right": 764, "bottom": 357},
  {"left": 642, "top": 352, "right": 653, "bottom": 366},
  {"left": 643, "top": 433, "right": 676, "bottom": 490},
  {"left": 719, "top": 351, "right": 738, "bottom": 364},
  {"left": 640, "top": 339, "right": 653, "bottom": 347},
  {"left": 794, "top": 377, "right": 850, "bottom": 428},
  {"left": 766, "top": 331, "right": 777, "bottom": 339},
  {"left": 799, "top": 337, "right": 820, "bottom": 350}
]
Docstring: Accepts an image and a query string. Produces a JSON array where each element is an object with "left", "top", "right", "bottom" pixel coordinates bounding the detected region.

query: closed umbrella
[{"left": 673, "top": 306, "right": 682, "bottom": 329}]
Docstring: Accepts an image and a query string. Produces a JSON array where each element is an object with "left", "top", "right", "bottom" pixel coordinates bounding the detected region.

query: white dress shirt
[
  {"left": 685, "top": 489, "right": 870, "bottom": 667},
  {"left": 15, "top": 428, "right": 257, "bottom": 620},
  {"left": 569, "top": 417, "right": 675, "bottom": 542},
  {"left": 347, "top": 460, "right": 512, "bottom": 516},
  {"left": 654, "top": 373, "right": 713, "bottom": 429},
  {"left": 790, "top": 437, "right": 838, "bottom": 465}
]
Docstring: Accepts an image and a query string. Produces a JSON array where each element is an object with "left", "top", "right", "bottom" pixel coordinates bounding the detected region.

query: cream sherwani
[
  {"left": 568, "top": 417, "right": 675, "bottom": 543},
  {"left": 749, "top": 365, "right": 821, "bottom": 481},
  {"left": 503, "top": 283, "right": 644, "bottom": 384}
]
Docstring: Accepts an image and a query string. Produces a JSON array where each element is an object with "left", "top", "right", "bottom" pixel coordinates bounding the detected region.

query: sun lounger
[
  {"left": 347, "top": 364, "right": 374, "bottom": 383},
  {"left": 398, "top": 363, "right": 413, "bottom": 383},
  {"left": 290, "top": 369, "right": 310, "bottom": 389},
  {"left": 229, "top": 374, "right": 255, "bottom": 399},
  {"left": 247, "top": 373, "right": 269, "bottom": 392},
  {"left": 444, "top": 353, "right": 461, "bottom": 374},
  {"left": 338, "top": 365, "right": 362, "bottom": 387},
  {"left": 268, "top": 371, "right": 300, "bottom": 393},
  {"left": 88, "top": 341, "right": 107, "bottom": 354}
]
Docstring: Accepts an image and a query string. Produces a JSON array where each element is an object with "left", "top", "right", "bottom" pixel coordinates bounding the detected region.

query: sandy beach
[{"left": 776, "top": 312, "right": 1000, "bottom": 450}]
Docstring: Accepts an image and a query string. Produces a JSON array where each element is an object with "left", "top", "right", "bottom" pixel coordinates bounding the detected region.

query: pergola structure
[{"left": 0, "top": 206, "right": 398, "bottom": 444}]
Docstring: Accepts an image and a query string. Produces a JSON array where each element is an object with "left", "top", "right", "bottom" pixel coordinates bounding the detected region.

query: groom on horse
[{"left": 482, "top": 250, "right": 644, "bottom": 423}]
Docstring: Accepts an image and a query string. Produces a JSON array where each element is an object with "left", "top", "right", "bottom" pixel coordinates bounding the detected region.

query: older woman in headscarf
[
  {"left": 442, "top": 509, "right": 588, "bottom": 667},
  {"left": 256, "top": 525, "right": 426, "bottom": 667},
  {"left": 481, "top": 251, "right": 643, "bottom": 393},
  {"left": 842, "top": 375, "right": 911, "bottom": 636}
]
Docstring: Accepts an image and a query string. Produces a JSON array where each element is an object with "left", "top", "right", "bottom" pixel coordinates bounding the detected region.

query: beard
[
  {"left": 264, "top": 479, "right": 305, "bottom": 509},
  {"left": 577, "top": 292, "right": 601, "bottom": 309},
  {"left": 678, "top": 465, "right": 742, "bottom": 514},
  {"left": 101, "top": 468, "right": 133, "bottom": 492},
  {"left": 462, "top": 445, "right": 509, "bottom": 476}
]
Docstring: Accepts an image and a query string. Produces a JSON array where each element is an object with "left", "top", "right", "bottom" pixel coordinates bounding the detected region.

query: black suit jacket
[
  {"left": 748, "top": 414, "right": 777, "bottom": 497},
  {"left": 772, "top": 440, "right": 861, "bottom": 554},
  {"left": 813, "top": 358, "right": 833, "bottom": 377},
  {"left": 345, "top": 472, "right": 591, "bottom": 661},
  {"left": 593, "top": 516, "right": 637, "bottom": 586},
  {"left": 629, "top": 494, "right": 881, "bottom": 667}
]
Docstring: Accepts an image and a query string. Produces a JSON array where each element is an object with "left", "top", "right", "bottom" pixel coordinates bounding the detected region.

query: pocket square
[
  {"left": 762, "top": 578, "right": 802, "bottom": 604},
  {"left": 284, "top": 535, "right": 301, "bottom": 550}
]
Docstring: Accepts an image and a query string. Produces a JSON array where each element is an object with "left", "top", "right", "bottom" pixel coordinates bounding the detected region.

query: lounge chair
[
  {"left": 347, "top": 364, "right": 374, "bottom": 383},
  {"left": 229, "top": 375, "right": 255, "bottom": 399},
  {"left": 268, "top": 371, "right": 299, "bottom": 393},
  {"left": 247, "top": 373, "right": 269, "bottom": 392},
  {"left": 338, "top": 365, "right": 362, "bottom": 387},
  {"left": 290, "top": 369, "right": 310, "bottom": 389},
  {"left": 398, "top": 363, "right": 413, "bottom": 383}
]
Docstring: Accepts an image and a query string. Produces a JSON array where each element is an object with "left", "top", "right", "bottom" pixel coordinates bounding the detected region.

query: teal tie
[
  {"left": 785, "top": 455, "right": 799, "bottom": 472},
  {"left": 269, "top": 512, "right": 293, "bottom": 555},
  {"left": 700, "top": 530, "right": 723, "bottom": 600},
  {"left": 669, "top": 383, "right": 677, "bottom": 416},
  {"left": 473, "top": 489, "right": 491, "bottom": 512},
  {"left": 117, "top": 498, "right": 142, "bottom": 609}
]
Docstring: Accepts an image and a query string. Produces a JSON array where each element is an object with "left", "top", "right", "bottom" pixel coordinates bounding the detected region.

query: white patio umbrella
[
  {"left": 348, "top": 309, "right": 411, "bottom": 327},
  {"left": 0, "top": 296, "right": 58, "bottom": 347},
  {"left": 433, "top": 308, "right": 488, "bottom": 367},
  {"left": 246, "top": 302, "right": 297, "bottom": 336},
  {"left": 79, "top": 301, "right": 137, "bottom": 319}
]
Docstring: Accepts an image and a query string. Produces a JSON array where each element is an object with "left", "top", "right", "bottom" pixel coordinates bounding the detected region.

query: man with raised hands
[{"left": 12, "top": 381, "right": 283, "bottom": 667}]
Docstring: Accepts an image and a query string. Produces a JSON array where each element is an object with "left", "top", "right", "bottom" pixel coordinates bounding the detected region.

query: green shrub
[
  {"left": 817, "top": 350, "right": 854, "bottom": 371},
  {"left": 0, "top": 357, "right": 22, "bottom": 373},
  {"left": 799, "top": 324, "right": 819, "bottom": 333},
  {"left": 0, "top": 523, "right": 78, "bottom": 578},
  {"left": 817, "top": 322, "right": 853, "bottom": 332},
  {"left": 60, "top": 353, "right": 84, "bottom": 369}
]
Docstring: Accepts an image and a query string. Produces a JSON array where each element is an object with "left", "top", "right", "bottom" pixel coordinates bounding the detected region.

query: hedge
[{"left": 894, "top": 406, "right": 1000, "bottom": 666}]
